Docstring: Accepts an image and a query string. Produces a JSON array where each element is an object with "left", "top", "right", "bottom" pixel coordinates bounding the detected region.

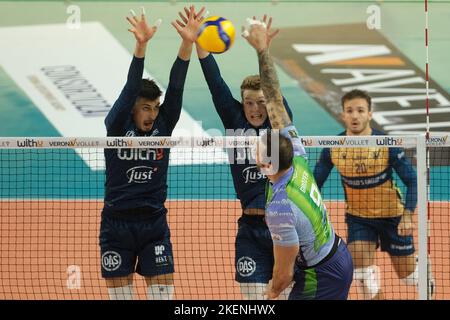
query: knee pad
[
  {"left": 240, "top": 283, "right": 266, "bottom": 300},
  {"left": 108, "top": 284, "right": 134, "bottom": 300},
  {"left": 353, "top": 265, "right": 381, "bottom": 299}
]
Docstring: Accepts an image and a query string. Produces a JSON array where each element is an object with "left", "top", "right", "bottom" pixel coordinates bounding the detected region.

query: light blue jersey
[{"left": 265, "top": 125, "right": 335, "bottom": 267}]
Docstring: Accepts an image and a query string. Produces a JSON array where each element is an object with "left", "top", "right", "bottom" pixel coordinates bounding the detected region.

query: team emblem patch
[
  {"left": 237, "top": 256, "right": 256, "bottom": 277},
  {"left": 101, "top": 251, "right": 122, "bottom": 271}
]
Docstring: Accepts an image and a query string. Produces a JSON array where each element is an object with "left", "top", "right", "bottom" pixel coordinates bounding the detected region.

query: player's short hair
[
  {"left": 138, "top": 79, "right": 162, "bottom": 101},
  {"left": 260, "top": 130, "right": 294, "bottom": 173},
  {"left": 341, "top": 89, "right": 372, "bottom": 111},
  {"left": 240, "top": 75, "right": 261, "bottom": 99}
]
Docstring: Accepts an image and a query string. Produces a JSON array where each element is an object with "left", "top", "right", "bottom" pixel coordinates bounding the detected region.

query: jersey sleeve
[
  {"left": 104, "top": 56, "right": 144, "bottom": 135},
  {"left": 199, "top": 54, "right": 242, "bottom": 128},
  {"left": 313, "top": 148, "right": 334, "bottom": 190},
  {"left": 158, "top": 56, "right": 190, "bottom": 134},
  {"left": 390, "top": 147, "right": 417, "bottom": 212},
  {"left": 280, "top": 125, "right": 307, "bottom": 159},
  {"left": 266, "top": 209, "right": 299, "bottom": 247}
]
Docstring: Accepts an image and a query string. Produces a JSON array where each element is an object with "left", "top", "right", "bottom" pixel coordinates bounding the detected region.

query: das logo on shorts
[
  {"left": 101, "top": 251, "right": 122, "bottom": 271},
  {"left": 237, "top": 256, "right": 256, "bottom": 277}
]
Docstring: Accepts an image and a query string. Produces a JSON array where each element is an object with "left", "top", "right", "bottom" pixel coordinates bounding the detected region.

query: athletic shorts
[
  {"left": 290, "top": 236, "right": 354, "bottom": 300},
  {"left": 345, "top": 213, "right": 415, "bottom": 256},
  {"left": 99, "top": 207, "right": 174, "bottom": 278},
  {"left": 235, "top": 214, "right": 274, "bottom": 283}
]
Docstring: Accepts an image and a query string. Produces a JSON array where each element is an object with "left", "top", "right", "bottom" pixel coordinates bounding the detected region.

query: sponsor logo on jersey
[
  {"left": 126, "top": 166, "right": 157, "bottom": 183},
  {"left": 118, "top": 148, "right": 163, "bottom": 161},
  {"left": 288, "top": 129, "right": 298, "bottom": 138},
  {"left": 242, "top": 166, "right": 265, "bottom": 183}
]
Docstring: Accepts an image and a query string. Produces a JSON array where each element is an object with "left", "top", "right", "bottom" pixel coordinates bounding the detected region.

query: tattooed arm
[
  {"left": 257, "top": 49, "right": 291, "bottom": 129},
  {"left": 242, "top": 17, "right": 290, "bottom": 129}
]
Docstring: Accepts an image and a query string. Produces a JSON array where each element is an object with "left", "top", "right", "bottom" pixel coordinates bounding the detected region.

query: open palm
[
  {"left": 127, "top": 8, "right": 158, "bottom": 44},
  {"left": 172, "top": 6, "right": 206, "bottom": 43}
]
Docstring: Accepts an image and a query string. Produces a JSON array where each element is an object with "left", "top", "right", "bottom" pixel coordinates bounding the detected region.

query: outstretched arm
[
  {"left": 159, "top": 6, "right": 206, "bottom": 133},
  {"left": 177, "top": 7, "right": 241, "bottom": 128},
  {"left": 171, "top": 6, "right": 206, "bottom": 61},
  {"left": 242, "top": 16, "right": 290, "bottom": 130},
  {"left": 105, "top": 7, "right": 159, "bottom": 134}
]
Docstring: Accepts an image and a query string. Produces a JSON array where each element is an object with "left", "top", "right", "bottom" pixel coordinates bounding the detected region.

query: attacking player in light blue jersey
[{"left": 242, "top": 18, "right": 353, "bottom": 299}]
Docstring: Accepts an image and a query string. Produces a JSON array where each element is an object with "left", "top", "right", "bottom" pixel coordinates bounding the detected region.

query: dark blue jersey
[
  {"left": 103, "top": 56, "right": 189, "bottom": 212},
  {"left": 313, "top": 129, "right": 417, "bottom": 218},
  {"left": 199, "top": 54, "right": 293, "bottom": 210}
]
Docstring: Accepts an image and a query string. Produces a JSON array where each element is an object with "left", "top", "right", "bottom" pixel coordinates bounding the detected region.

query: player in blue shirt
[
  {"left": 100, "top": 6, "right": 205, "bottom": 300},
  {"left": 243, "top": 18, "right": 353, "bottom": 300},
  {"left": 176, "top": 8, "right": 293, "bottom": 299}
]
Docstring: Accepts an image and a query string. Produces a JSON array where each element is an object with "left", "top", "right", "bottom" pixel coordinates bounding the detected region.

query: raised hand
[
  {"left": 260, "top": 15, "right": 280, "bottom": 48},
  {"left": 242, "top": 15, "right": 280, "bottom": 52},
  {"left": 126, "top": 7, "right": 160, "bottom": 44},
  {"left": 171, "top": 5, "right": 206, "bottom": 43}
]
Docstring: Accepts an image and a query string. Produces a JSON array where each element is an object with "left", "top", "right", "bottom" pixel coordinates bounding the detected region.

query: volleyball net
[{"left": 0, "top": 134, "right": 447, "bottom": 299}]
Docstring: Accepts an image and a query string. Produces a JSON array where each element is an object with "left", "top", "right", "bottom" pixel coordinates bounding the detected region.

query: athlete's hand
[
  {"left": 242, "top": 15, "right": 279, "bottom": 52},
  {"left": 398, "top": 211, "right": 415, "bottom": 236},
  {"left": 172, "top": 5, "right": 206, "bottom": 43},
  {"left": 263, "top": 280, "right": 279, "bottom": 300},
  {"left": 127, "top": 7, "right": 160, "bottom": 44}
]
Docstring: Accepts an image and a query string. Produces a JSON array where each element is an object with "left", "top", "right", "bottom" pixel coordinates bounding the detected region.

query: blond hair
[{"left": 240, "top": 75, "right": 261, "bottom": 99}]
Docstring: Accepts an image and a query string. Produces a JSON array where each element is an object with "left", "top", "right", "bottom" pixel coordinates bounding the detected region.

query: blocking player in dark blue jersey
[
  {"left": 100, "top": 6, "right": 205, "bottom": 300},
  {"left": 176, "top": 9, "right": 293, "bottom": 299}
]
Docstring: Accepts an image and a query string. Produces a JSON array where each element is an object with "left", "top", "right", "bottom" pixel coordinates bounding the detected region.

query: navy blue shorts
[
  {"left": 99, "top": 208, "right": 174, "bottom": 278},
  {"left": 235, "top": 214, "right": 274, "bottom": 283},
  {"left": 345, "top": 213, "right": 415, "bottom": 256},
  {"left": 290, "top": 238, "right": 354, "bottom": 300}
]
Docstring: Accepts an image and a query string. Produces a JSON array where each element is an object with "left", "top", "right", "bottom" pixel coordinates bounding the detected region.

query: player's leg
[
  {"left": 391, "top": 255, "right": 435, "bottom": 299},
  {"left": 136, "top": 209, "right": 175, "bottom": 300},
  {"left": 105, "top": 275, "right": 134, "bottom": 300},
  {"left": 235, "top": 214, "right": 292, "bottom": 300},
  {"left": 345, "top": 214, "right": 383, "bottom": 300},
  {"left": 144, "top": 273, "right": 175, "bottom": 300},
  {"left": 99, "top": 213, "right": 137, "bottom": 300},
  {"left": 382, "top": 216, "right": 435, "bottom": 298}
]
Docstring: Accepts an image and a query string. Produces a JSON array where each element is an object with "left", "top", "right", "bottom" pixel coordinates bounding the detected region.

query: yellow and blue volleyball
[{"left": 197, "top": 16, "right": 236, "bottom": 54}]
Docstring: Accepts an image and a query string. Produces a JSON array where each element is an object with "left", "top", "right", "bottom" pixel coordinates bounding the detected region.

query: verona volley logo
[
  {"left": 101, "top": 251, "right": 122, "bottom": 271},
  {"left": 237, "top": 256, "right": 256, "bottom": 277}
]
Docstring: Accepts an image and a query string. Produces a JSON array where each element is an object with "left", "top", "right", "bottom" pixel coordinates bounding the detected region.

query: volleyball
[{"left": 197, "top": 16, "right": 236, "bottom": 54}]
